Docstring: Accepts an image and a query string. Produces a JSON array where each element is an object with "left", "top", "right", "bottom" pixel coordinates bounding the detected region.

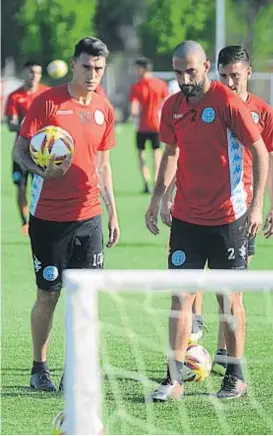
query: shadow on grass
[
  {"left": 1, "top": 386, "right": 63, "bottom": 399},
  {"left": 2, "top": 241, "right": 30, "bottom": 246},
  {"left": 1, "top": 367, "right": 63, "bottom": 373}
]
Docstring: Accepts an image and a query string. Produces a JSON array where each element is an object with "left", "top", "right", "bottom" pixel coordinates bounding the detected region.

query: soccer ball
[
  {"left": 29, "top": 125, "right": 74, "bottom": 169},
  {"left": 51, "top": 410, "right": 103, "bottom": 435},
  {"left": 47, "top": 60, "right": 68, "bottom": 79},
  {"left": 52, "top": 411, "right": 65, "bottom": 435},
  {"left": 183, "top": 344, "right": 212, "bottom": 382}
]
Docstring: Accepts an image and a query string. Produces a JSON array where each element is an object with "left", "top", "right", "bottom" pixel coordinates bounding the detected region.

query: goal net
[{"left": 63, "top": 269, "right": 273, "bottom": 435}]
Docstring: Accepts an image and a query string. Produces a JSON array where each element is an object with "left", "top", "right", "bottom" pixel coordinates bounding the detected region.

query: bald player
[{"left": 145, "top": 40, "right": 268, "bottom": 401}]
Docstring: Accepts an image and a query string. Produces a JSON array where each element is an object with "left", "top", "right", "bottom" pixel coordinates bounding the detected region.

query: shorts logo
[
  {"left": 43, "top": 266, "right": 58, "bottom": 281},
  {"left": 33, "top": 255, "right": 42, "bottom": 272},
  {"left": 238, "top": 242, "right": 247, "bottom": 260},
  {"left": 94, "top": 110, "right": 104, "bottom": 125},
  {"left": 201, "top": 107, "right": 215, "bottom": 123},
  {"left": 171, "top": 250, "right": 186, "bottom": 266},
  {"left": 251, "top": 112, "right": 259, "bottom": 124}
]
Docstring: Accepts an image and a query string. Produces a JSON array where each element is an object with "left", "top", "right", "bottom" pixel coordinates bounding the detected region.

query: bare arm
[
  {"left": 7, "top": 116, "right": 21, "bottom": 133},
  {"left": 13, "top": 136, "right": 45, "bottom": 176},
  {"left": 96, "top": 150, "right": 120, "bottom": 247},
  {"left": 130, "top": 100, "right": 140, "bottom": 117},
  {"left": 248, "top": 138, "right": 269, "bottom": 236},
  {"left": 267, "top": 152, "right": 273, "bottom": 209},
  {"left": 263, "top": 152, "right": 273, "bottom": 238},
  {"left": 152, "top": 144, "right": 179, "bottom": 202},
  {"left": 250, "top": 138, "right": 269, "bottom": 208},
  {"left": 145, "top": 143, "right": 178, "bottom": 234}
]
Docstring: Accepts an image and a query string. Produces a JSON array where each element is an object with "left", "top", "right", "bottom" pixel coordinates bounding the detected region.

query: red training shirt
[
  {"left": 5, "top": 84, "right": 49, "bottom": 130},
  {"left": 160, "top": 81, "right": 262, "bottom": 226},
  {"left": 245, "top": 92, "right": 273, "bottom": 153},
  {"left": 20, "top": 84, "right": 115, "bottom": 222},
  {"left": 129, "top": 76, "right": 169, "bottom": 132}
]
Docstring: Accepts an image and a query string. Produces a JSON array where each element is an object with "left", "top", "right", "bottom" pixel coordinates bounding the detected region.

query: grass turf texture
[{"left": 1, "top": 123, "right": 273, "bottom": 435}]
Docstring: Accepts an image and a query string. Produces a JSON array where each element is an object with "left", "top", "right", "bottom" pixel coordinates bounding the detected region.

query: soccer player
[
  {"left": 211, "top": 45, "right": 273, "bottom": 374},
  {"left": 5, "top": 61, "right": 49, "bottom": 234},
  {"left": 145, "top": 40, "right": 269, "bottom": 401},
  {"left": 13, "top": 37, "right": 120, "bottom": 392},
  {"left": 161, "top": 46, "right": 273, "bottom": 359},
  {"left": 129, "top": 57, "right": 169, "bottom": 193}
]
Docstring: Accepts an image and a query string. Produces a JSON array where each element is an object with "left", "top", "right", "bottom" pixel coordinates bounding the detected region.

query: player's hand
[
  {"left": 160, "top": 197, "right": 173, "bottom": 227},
  {"left": 247, "top": 205, "right": 263, "bottom": 237},
  {"left": 43, "top": 155, "right": 72, "bottom": 179},
  {"left": 107, "top": 214, "right": 120, "bottom": 248},
  {"left": 263, "top": 208, "right": 273, "bottom": 239},
  {"left": 145, "top": 201, "right": 160, "bottom": 235}
]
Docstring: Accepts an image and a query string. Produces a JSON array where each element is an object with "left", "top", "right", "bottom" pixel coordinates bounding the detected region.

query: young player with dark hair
[{"left": 13, "top": 37, "right": 120, "bottom": 391}]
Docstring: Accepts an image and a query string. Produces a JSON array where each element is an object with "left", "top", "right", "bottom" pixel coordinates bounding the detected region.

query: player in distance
[
  {"left": 13, "top": 37, "right": 120, "bottom": 392},
  {"left": 129, "top": 57, "right": 169, "bottom": 193},
  {"left": 5, "top": 61, "right": 49, "bottom": 235},
  {"left": 145, "top": 40, "right": 269, "bottom": 401}
]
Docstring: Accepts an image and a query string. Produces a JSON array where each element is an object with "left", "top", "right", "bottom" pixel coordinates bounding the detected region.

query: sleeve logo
[{"left": 201, "top": 107, "right": 215, "bottom": 123}]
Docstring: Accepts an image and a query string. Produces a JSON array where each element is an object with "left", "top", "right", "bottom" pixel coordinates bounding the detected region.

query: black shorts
[
  {"left": 168, "top": 214, "right": 248, "bottom": 270},
  {"left": 136, "top": 132, "right": 160, "bottom": 150},
  {"left": 248, "top": 235, "right": 256, "bottom": 256},
  {"left": 12, "top": 161, "right": 29, "bottom": 187},
  {"left": 29, "top": 214, "right": 104, "bottom": 292}
]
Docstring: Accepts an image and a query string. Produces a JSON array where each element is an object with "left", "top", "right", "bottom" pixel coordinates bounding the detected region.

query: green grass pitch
[{"left": 1, "top": 123, "right": 273, "bottom": 435}]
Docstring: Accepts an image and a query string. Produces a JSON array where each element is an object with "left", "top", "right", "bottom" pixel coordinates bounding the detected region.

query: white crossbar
[{"left": 64, "top": 269, "right": 273, "bottom": 292}]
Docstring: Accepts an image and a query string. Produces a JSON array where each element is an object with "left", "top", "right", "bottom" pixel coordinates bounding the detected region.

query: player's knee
[
  {"left": 36, "top": 288, "right": 60, "bottom": 309},
  {"left": 230, "top": 292, "right": 244, "bottom": 312},
  {"left": 171, "top": 292, "right": 195, "bottom": 310}
]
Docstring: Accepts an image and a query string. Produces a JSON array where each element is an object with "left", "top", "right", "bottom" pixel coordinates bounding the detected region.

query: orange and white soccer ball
[
  {"left": 29, "top": 125, "right": 74, "bottom": 169},
  {"left": 47, "top": 60, "right": 68, "bottom": 79},
  {"left": 184, "top": 344, "right": 212, "bottom": 382},
  {"left": 51, "top": 410, "right": 103, "bottom": 435}
]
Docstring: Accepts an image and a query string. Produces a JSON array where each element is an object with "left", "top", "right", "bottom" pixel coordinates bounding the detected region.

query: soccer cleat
[
  {"left": 216, "top": 375, "right": 247, "bottom": 399},
  {"left": 189, "top": 315, "right": 204, "bottom": 343},
  {"left": 146, "top": 378, "right": 184, "bottom": 402},
  {"left": 59, "top": 374, "right": 64, "bottom": 392},
  {"left": 212, "top": 350, "right": 227, "bottom": 376},
  {"left": 30, "top": 370, "right": 56, "bottom": 392}
]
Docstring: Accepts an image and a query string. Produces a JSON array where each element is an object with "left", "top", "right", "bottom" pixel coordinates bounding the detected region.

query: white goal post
[{"left": 63, "top": 269, "right": 273, "bottom": 435}]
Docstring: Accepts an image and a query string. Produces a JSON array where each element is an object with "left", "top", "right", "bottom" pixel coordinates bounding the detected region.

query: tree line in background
[{"left": 2, "top": 0, "right": 273, "bottom": 73}]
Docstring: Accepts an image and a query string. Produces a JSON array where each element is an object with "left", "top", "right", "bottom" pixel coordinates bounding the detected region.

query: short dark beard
[{"left": 179, "top": 77, "right": 205, "bottom": 99}]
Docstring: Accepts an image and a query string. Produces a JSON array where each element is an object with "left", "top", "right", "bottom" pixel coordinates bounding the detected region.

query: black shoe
[
  {"left": 212, "top": 350, "right": 227, "bottom": 376},
  {"left": 143, "top": 183, "right": 153, "bottom": 194},
  {"left": 30, "top": 370, "right": 56, "bottom": 392},
  {"left": 59, "top": 374, "right": 64, "bottom": 392},
  {"left": 217, "top": 374, "right": 247, "bottom": 399},
  {"left": 189, "top": 315, "right": 204, "bottom": 343}
]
